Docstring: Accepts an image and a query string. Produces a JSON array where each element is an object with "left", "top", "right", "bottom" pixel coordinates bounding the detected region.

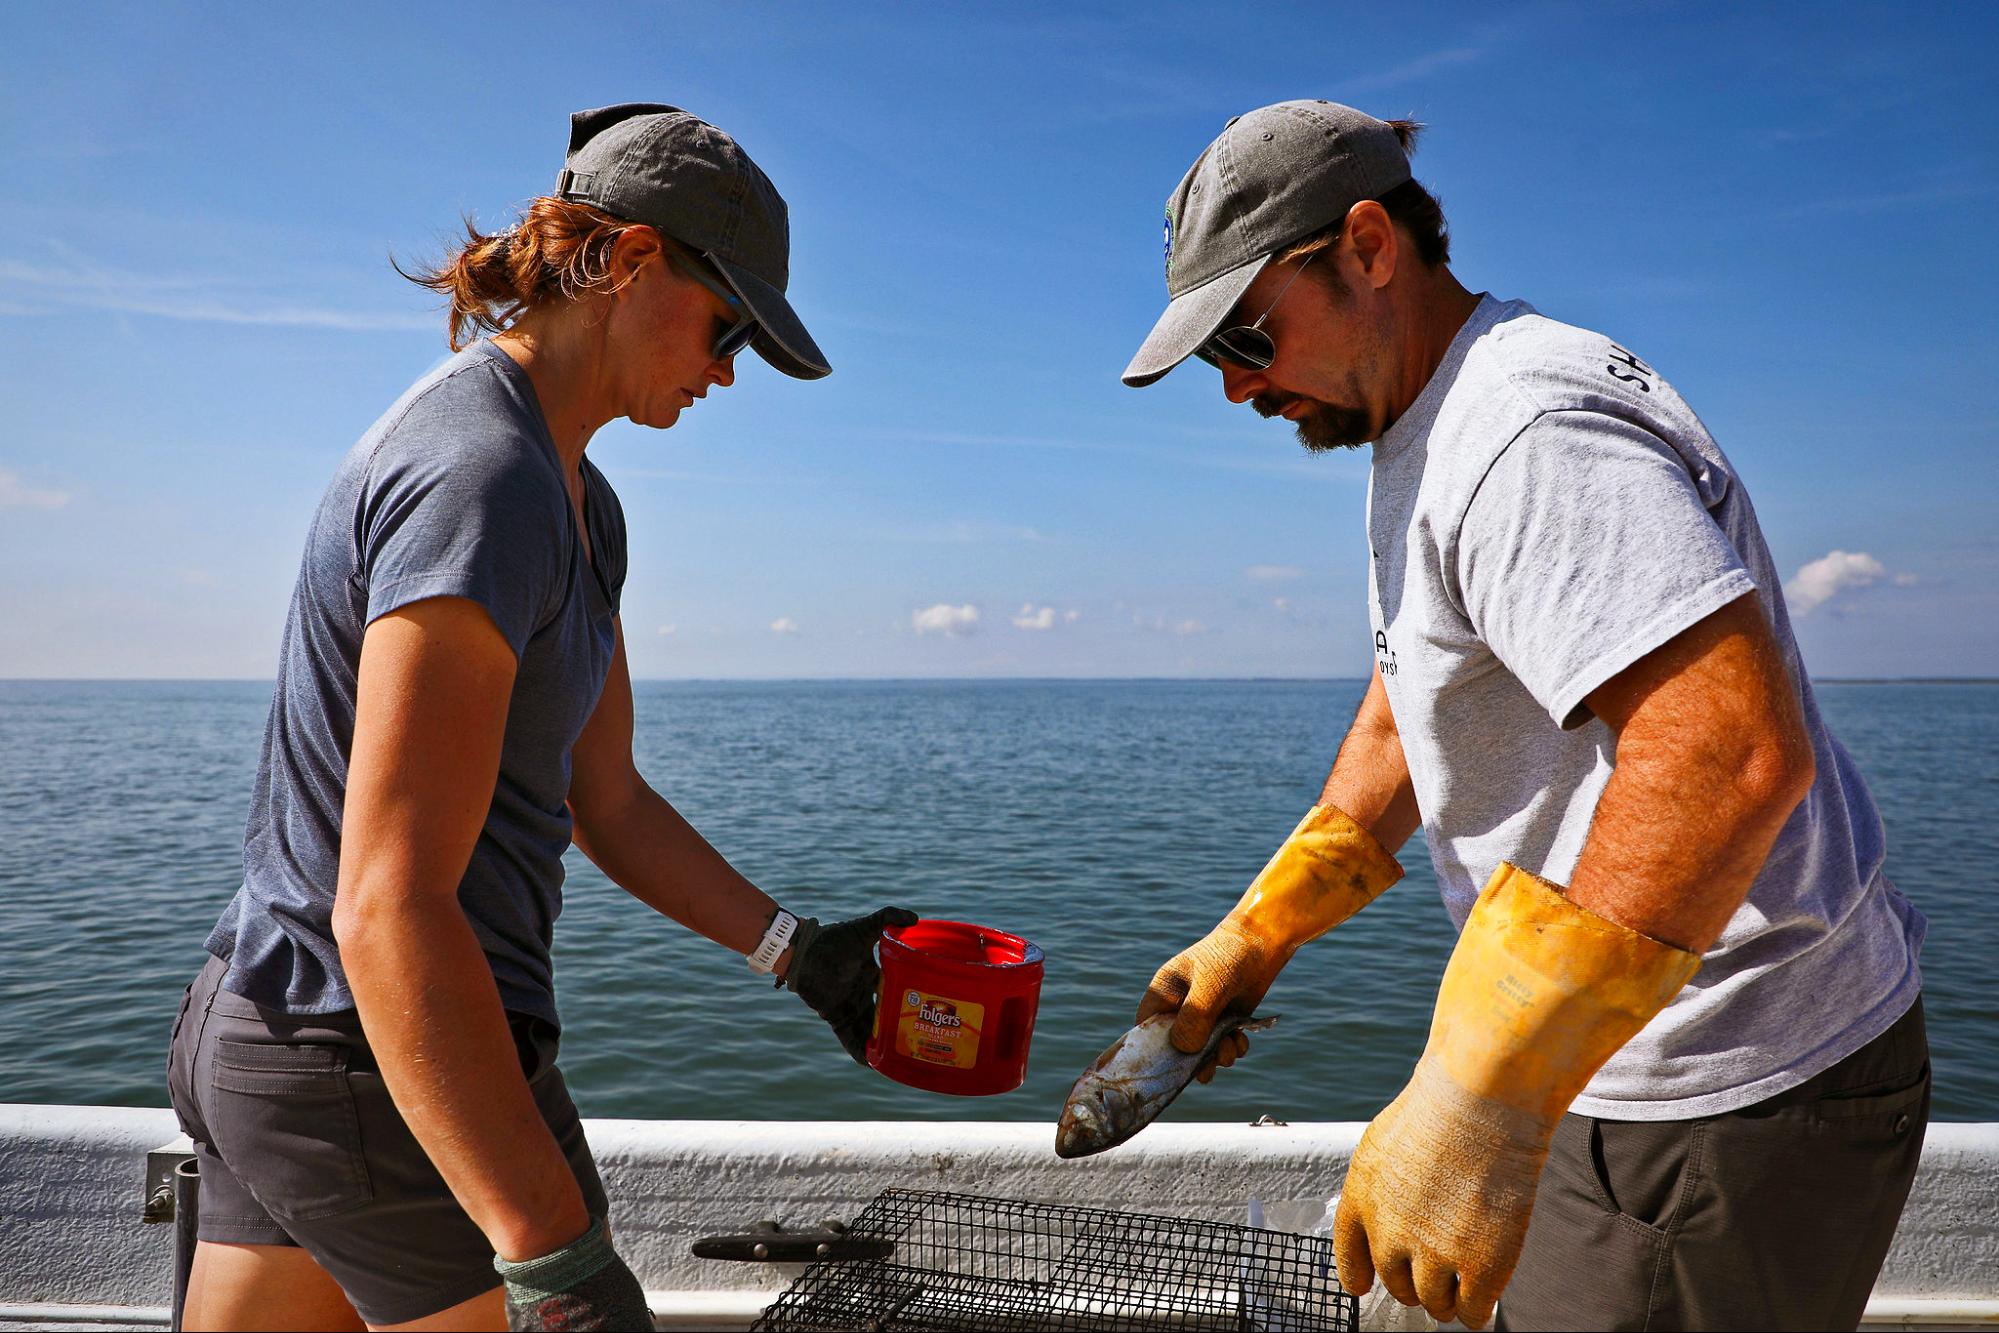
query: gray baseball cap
[
  {"left": 1122, "top": 100, "right": 1413, "bottom": 388},
  {"left": 556, "top": 103, "right": 830, "bottom": 380}
]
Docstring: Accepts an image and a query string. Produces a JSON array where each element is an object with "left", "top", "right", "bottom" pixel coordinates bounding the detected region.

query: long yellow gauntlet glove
[
  {"left": 1335, "top": 864, "right": 1701, "bottom": 1330},
  {"left": 1142, "top": 804, "right": 1404, "bottom": 1053}
]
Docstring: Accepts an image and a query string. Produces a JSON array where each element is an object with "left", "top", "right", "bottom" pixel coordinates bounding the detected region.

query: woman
[{"left": 167, "top": 104, "right": 913, "bottom": 1331}]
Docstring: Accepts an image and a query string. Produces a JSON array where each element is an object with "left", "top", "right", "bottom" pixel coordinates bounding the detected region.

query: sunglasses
[
  {"left": 666, "top": 249, "right": 760, "bottom": 360},
  {"left": 1195, "top": 252, "right": 1318, "bottom": 371}
]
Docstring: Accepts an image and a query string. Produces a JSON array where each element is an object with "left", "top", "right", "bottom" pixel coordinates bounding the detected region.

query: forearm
[
  {"left": 1569, "top": 599, "right": 1818, "bottom": 953},
  {"left": 572, "top": 782, "right": 780, "bottom": 956},
  {"left": 334, "top": 895, "right": 588, "bottom": 1261},
  {"left": 1569, "top": 714, "right": 1812, "bottom": 952},
  {"left": 1319, "top": 671, "right": 1421, "bottom": 853}
]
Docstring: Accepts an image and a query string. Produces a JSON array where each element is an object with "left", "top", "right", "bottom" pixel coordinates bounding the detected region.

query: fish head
[
  {"left": 1054, "top": 1081, "right": 1147, "bottom": 1160},
  {"left": 1054, "top": 1097, "right": 1106, "bottom": 1159},
  {"left": 1056, "top": 1076, "right": 1148, "bottom": 1159}
]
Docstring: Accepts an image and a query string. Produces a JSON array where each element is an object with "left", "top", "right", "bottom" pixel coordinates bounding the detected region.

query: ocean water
[{"left": 1, "top": 679, "right": 1993, "bottom": 1124}]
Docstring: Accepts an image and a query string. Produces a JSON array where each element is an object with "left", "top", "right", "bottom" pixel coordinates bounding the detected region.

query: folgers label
[
  {"left": 868, "top": 920, "right": 1044, "bottom": 1097},
  {"left": 895, "top": 989, "right": 985, "bottom": 1068}
]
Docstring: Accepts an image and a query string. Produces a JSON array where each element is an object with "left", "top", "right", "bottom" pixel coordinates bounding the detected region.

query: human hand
[
  {"left": 782, "top": 906, "right": 920, "bottom": 1063},
  {"left": 1138, "top": 805, "right": 1401, "bottom": 1075},
  {"left": 1136, "top": 917, "right": 1284, "bottom": 1076},
  {"left": 1333, "top": 1059, "right": 1554, "bottom": 1330},
  {"left": 494, "top": 1216, "right": 652, "bottom": 1332}
]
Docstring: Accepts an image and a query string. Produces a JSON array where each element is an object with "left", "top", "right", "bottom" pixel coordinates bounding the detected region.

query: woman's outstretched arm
[{"left": 567, "top": 618, "right": 789, "bottom": 958}]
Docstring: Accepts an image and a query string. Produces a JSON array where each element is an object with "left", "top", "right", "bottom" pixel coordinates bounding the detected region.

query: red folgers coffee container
[{"left": 868, "top": 919, "right": 1044, "bottom": 1096}]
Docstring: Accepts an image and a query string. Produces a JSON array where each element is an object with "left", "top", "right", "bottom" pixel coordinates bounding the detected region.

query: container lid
[{"left": 884, "top": 919, "right": 1043, "bottom": 969}]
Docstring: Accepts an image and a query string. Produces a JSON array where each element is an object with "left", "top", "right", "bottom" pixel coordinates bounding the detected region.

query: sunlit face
[
  {"left": 1210, "top": 246, "right": 1396, "bottom": 452},
  {"left": 602, "top": 239, "right": 742, "bottom": 430}
]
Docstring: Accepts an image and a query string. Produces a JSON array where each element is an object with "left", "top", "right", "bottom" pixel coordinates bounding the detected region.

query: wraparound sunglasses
[
  {"left": 1195, "top": 252, "right": 1318, "bottom": 371},
  {"left": 666, "top": 249, "right": 760, "bottom": 360}
]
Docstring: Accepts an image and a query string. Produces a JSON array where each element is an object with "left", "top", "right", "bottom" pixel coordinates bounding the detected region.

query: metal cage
[{"left": 752, "top": 1188, "right": 1356, "bottom": 1332}]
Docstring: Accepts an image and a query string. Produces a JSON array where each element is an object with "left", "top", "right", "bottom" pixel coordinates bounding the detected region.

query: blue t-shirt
[{"left": 207, "top": 342, "right": 626, "bottom": 1026}]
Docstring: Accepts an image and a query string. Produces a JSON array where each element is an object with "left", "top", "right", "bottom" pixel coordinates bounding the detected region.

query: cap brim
[
  {"left": 1120, "top": 255, "right": 1272, "bottom": 388},
  {"left": 709, "top": 255, "right": 831, "bottom": 380}
]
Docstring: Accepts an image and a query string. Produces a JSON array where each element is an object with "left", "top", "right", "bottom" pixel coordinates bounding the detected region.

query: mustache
[{"left": 1251, "top": 393, "right": 1298, "bottom": 419}]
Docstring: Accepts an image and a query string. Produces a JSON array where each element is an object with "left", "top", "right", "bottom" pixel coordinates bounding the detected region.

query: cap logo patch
[{"left": 1162, "top": 208, "right": 1175, "bottom": 279}]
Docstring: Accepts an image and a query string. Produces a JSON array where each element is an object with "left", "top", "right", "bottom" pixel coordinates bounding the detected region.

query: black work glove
[
  {"left": 494, "top": 1216, "right": 651, "bottom": 1332},
  {"left": 782, "top": 906, "right": 920, "bottom": 1063}
]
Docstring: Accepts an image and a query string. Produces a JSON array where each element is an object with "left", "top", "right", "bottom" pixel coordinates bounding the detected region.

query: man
[{"left": 1122, "top": 100, "right": 1928, "bottom": 1331}]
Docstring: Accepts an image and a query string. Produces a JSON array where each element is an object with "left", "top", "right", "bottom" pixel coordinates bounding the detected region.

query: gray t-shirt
[
  {"left": 207, "top": 341, "right": 626, "bottom": 1027},
  {"left": 1367, "top": 296, "right": 1925, "bottom": 1119}
]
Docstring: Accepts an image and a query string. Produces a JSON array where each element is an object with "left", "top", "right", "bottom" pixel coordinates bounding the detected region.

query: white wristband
[{"left": 747, "top": 909, "right": 799, "bottom": 975}]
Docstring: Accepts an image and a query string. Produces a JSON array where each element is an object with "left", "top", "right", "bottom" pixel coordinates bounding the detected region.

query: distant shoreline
[{"left": 1815, "top": 678, "right": 1999, "bottom": 686}]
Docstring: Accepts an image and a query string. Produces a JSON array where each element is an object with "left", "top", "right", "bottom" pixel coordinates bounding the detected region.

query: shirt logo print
[
  {"left": 1375, "top": 629, "right": 1399, "bottom": 677},
  {"left": 1605, "top": 343, "right": 1654, "bottom": 393}
]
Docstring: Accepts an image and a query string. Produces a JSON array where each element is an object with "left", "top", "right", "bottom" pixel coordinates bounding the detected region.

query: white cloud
[
  {"left": 1246, "top": 564, "right": 1305, "bottom": 582},
  {"left": 1132, "top": 611, "right": 1206, "bottom": 636},
  {"left": 913, "top": 603, "right": 979, "bottom": 636},
  {"left": 1272, "top": 597, "right": 1291, "bottom": 613},
  {"left": 1893, "top": 573, "right": 1919, "bottom": 587},
  {"left": 770, "top": 617, "right": 800, "bottom": 635},
  {"left": 1339, "top": 46, "right": 1484, "bottom": 94},
  {"left": 656, "top": 624, "right": 677, "bottom": 637},
  {"left": 0, "top": 257, "right": 431, "bottom": 332},
  {"left": 1785, "top": 550, "right": 1886, "bottom": 616},
  {"left": 1012, "top": 604, "right": 1056, "bottom": 631},
  {"left": 0, "top": 469, "right": 71, "bottom": 510},
  {"left": 1012, "top": 603, "right": 1078, "bottom": 631},
  {"left": 1774, "top": 181, "right": 1995, "bottom": 221}
]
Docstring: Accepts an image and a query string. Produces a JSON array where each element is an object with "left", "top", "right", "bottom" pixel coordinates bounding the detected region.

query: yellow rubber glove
[
  {"left": 1335, "top": 864, "right": 1701, "bottom": 1329},
  {"left": 1141, "top": 804, "right": 1403, "bottom": 1054}
]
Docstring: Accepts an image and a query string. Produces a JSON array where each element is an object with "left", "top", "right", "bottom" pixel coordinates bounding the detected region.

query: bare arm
[
  {"left": 1320, "top": 665, "right": 1423, "bottom": 854},
  {"left": 329, "top": 597, "right": 587, "bottom": 1262},
  {"left": 567, "top": 618, "right": 786, "bottom": 961},
  {"left": 1569, "top": 591, "right": 1817, "bottom": 952}
]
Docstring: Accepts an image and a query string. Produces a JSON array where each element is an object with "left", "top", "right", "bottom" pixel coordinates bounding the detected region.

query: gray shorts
[
  {"left": 1499, "top": 995, "right": 1930, "bottom": 1332},
  {"left": 166, "top": 954, "right": 610, "bottom": 1326}
]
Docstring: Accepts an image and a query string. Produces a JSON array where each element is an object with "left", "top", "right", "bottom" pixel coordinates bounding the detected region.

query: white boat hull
[{"left": 1, "top": 1106, "right": 1993, "bottom": 1330}]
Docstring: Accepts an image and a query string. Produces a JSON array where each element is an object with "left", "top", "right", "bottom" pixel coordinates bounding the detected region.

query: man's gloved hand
[
  {"left": 1140, "top": 805, "right": 1403, "bottom": 1060},
  {"left": 1139, "top": 917, "right": 1288, "bottom": 1063},
  {"left": 1334, "top": 864, "right": 1700, "bottom": 1330},
  {"left": 494, "top": 1216, "right": 651, "bottom": 1332},
  {"left": 782, "top": 906, "right": 920, "bottom": 1063},
  {"left": 1336, "top": 1056, "right": 1551, "bottom": 1331}
]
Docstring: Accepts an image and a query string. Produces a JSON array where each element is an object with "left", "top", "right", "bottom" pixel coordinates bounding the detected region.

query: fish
[{"left": 1054, "top": 1012, "right": 1279, "bottom": 1159}]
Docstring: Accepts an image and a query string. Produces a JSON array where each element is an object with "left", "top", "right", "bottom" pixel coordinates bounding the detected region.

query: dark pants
[
  {"left": 167, "top": 954, "right": 609, "bottom": 1327},
  {"left": 1498, "top": 997, "right": 1930, "bottom": 1332}
]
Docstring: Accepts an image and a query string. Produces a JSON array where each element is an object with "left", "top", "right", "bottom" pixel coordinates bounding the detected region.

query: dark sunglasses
[
  {"left": 1195, "top": 252, "right": 1318, "bottom": 371},
  {"left": 666, "top": 249, "right": 760, "bottom": 360}
]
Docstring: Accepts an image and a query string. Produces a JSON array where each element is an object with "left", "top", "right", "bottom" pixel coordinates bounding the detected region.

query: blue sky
[{"left": 3, "top": 3, "right": 1994, "bottom": 679}]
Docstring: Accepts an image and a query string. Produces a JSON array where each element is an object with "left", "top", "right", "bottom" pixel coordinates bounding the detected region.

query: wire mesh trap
[{"left": 751, "top": 1188, "right": 1356, "bottom": 1332}]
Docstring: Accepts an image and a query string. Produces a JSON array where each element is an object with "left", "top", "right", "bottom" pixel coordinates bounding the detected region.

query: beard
[{"left": 1251, "top": 392, "right": 1373, "bottom": 452}]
